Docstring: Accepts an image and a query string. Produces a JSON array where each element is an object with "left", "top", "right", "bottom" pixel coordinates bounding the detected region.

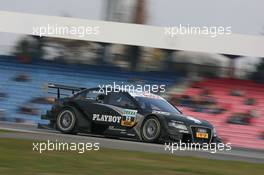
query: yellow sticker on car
[
  {"left": 120, "top": 109, "right": 137, "bottom": 127},
  {"left": 196, "top": 132, "right": 208, "bottom": 139}
]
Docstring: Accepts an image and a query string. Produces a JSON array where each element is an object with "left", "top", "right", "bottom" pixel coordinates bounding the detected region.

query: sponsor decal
[
  {"left": 92, "top": 114, "right": 121, "bottom": 123},
  {"left": 121, "top": 109, "right": 137, "bottom": 127},
  {"left": 123, "top": 109, "right": 137, "bottom": 117}
]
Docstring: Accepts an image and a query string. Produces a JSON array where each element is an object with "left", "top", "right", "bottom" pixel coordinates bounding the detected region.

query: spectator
[
  {"left": 0, "top": 109, "right": 6, "bottom": 121},
  {"left": 230, "top": 88, "right": 244, "bottom": 96},
  {"left": 192, "top": 96, "right": 205, "bottom": 112},
  {"left": 169, "top": 94, "right": 179, "bottom": 106},
  {"left": 13, "top": 73, "right": 30, "bottom": 82},
  {"left": 244, "top": 98, "right": 256, "bottom": 105},
  {"left": 227, "top": 110, "right": 258, "bottom": 125},
  {"left": 227, "top": 113, "right": 249, "bottom": 125},
  {"left": 30, "top": 96, "right": 55, "bottom": 104},
  {"left": 179, "top": 95, "right": 193, "bottom": 107},
  {"left": 0, "top": 92, "right": 8, "bottom": 100},
  {"left": 200, "top": 87, "right": 210, "bottom": 96},
  {"left": 260, "top": 131, "right": 264, "bottom": 140},
  {"left": 17, "top": 104, "right": 39, "bottom": 115},
  {"left": 176, "top": 93, "right": 225, "bottom": 115},
  {"left": 207, "top": 104, "right": 225, "bottom": 114},
  {"left": 248, "top": 109, "right": 259, "bottom": 118}
]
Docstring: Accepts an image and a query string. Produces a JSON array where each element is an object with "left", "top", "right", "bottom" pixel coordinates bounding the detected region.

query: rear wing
[{"left": 47, "top": 83, "right": 86, "bottom": 99}]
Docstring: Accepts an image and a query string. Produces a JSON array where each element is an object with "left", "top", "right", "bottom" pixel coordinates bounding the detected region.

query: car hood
[{"left": 152, "top": 111, "right": 213, "bottom": 128}]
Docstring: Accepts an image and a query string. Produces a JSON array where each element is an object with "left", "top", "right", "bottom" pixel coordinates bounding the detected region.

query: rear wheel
[
  {"left": 141, "top": 116, "right": 161, "bottom": 143},
  {"left": 56, "top": 108, "right": 76, "bottom": 133}
]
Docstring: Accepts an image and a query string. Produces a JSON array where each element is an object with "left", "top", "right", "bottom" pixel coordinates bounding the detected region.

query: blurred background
[{"left": 0, "top": 0, "right": 263, "bottom": 151}]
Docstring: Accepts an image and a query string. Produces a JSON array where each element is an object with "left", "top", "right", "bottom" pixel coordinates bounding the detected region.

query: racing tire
[
  {"left": 56, "top": 107, "right": 77, "bottom": 134},
  {"left": 141, "top": 116, "right": 161, "bottom": 143}
]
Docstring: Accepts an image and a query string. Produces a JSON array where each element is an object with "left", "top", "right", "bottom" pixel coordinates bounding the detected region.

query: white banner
[{"left": 0, "top": 10, "right": 263, "bottom": 57}]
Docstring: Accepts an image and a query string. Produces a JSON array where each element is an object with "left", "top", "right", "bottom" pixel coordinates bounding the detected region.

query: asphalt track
[{"left": 0, "top": 121, "right": 263, "bottom": 163}]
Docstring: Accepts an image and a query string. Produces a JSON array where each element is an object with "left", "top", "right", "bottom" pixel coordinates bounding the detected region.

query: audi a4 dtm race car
[{"left": 41, "top": 84, "right": 221, "bottom": 144}]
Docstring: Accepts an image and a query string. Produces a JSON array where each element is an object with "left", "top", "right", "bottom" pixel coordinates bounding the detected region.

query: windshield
[{"left": 135, "top": 97, "right": 181, "bottom": 114}]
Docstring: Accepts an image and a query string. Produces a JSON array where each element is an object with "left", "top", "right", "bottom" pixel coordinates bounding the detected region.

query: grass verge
[
  {"left": 0, "top": 129, "right": 15, "bottom": 133},
  {"left": 0, "top": 138, "right": 263, "bottom": 175}
]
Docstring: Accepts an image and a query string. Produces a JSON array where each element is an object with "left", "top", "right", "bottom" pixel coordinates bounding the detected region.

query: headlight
[{"left": 168, "top": 122, "right": 188, "bottom": 130}]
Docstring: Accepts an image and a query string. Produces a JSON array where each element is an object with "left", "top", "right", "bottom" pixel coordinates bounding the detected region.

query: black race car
[{"left": 41, "top": 84, "right": 221, "bottom": 144}]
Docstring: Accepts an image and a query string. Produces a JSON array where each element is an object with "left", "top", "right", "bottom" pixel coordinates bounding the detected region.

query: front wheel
[
  {"left": 56, "top": 108, "right": 76, "bottom": 134},
  {"left": 141, "top": 116, "right": 161, "bottom": 143}
]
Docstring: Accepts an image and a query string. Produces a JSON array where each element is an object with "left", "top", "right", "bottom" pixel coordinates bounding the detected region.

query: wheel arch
[
  {"left": 57, "top": 104, "right": 91, "bottom": 133},
  {"left": 142, "top": 114, "right": 166, "bottom": 129},
  {"left": 140, "top": 114, "right": 165, "bottom": 143}
]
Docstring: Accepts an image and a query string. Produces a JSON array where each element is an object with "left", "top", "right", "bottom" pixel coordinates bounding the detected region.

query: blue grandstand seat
[{"left": 0, "top": 56, "right": 182, "bottom": 124}]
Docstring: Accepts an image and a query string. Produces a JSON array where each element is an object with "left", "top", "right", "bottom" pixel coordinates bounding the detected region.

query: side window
[
  {"left": 76, "top": 90, "right": 101, "bottom": 100},
  {"left": 85, "top": 90, "right": 100, "bottom": 100},
  {"left": 108, "top": 92, "right": 136, "bottom": 109}
]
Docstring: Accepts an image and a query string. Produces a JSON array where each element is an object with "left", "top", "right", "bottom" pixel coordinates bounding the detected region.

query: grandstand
[
  {"left": 0, "top": 55, "right": 182, "bottom": 124},
  {"left": 0, "top": 55, "right": 263, "bottom": 149},
  {"left": 177, "top": 78, "right": 264, "bottom": 149}
]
